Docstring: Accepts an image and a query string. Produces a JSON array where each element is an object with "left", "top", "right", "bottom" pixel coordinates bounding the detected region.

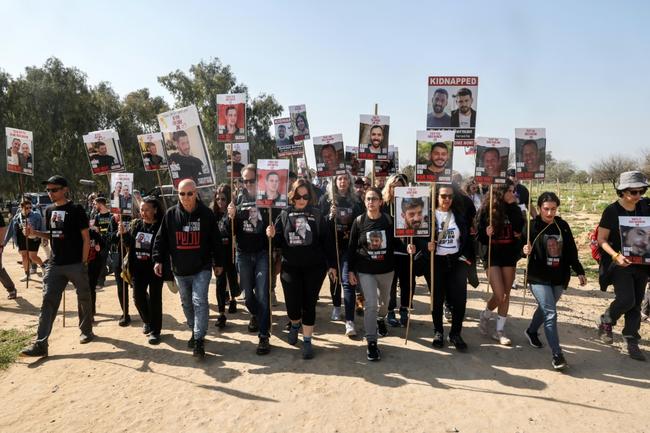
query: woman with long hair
[{"left": 477, "top": 179, "right": 524, "bottom": 345}]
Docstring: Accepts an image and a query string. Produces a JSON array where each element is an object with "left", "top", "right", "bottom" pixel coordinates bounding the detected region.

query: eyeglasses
[
  {"left": 439, "top": 194, "right": 453, "bottom": 199},
  {"left": 243, "top": 179, "right": 256, "bottom": 184},
  {"left": 626, "top": 188, "right": 647, "bottom": 196},
  {"left": 46, "top": 187, "right": 62, "bottom": 193},
  {"left": 365, "top": 196, "right": 380, "bottom": 202},
  {"left": 294, "top": 194, "right": 311, "bottom": 201},
  {"left": 179, "top": 191, "right": 195, "bottom": 197}
]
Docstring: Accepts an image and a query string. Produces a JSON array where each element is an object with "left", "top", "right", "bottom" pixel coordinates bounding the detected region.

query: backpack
[{"left": 589, "top": 225, "right": 601, "bottom": 263}]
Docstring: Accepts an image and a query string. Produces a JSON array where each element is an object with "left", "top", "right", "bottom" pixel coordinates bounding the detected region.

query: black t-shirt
[
  {"left": 92, "top": 154, "right": 116, "bottom": 170},
  {"left": 348, "top": 212, "right": 398, "bottom": 274},
  {"left": 94, "top": 211, "right": 113, "bottom": 238},
  {"left": 599, "top": 200, "right": 650, "bottom": 253},
  {"left": 46, "top": 201, "right": 89, "bottom": 265}
]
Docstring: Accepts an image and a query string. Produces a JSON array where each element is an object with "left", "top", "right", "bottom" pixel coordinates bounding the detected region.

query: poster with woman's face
[
  {"left": 256, "top": 159, "right": 290, "bottom": 208},
  {"left": 345, "top": 146, "right": 365, "bottom": 176},
  {"left": 83, "top": 129, "right": 125, "bottom": 175},
  {"left": 416, "top": 129, "right": 455, "bottom": 183},
  {"left": 225, "top": 142, "right": 249, "bottom": 178},
  {"left": 217, "top": 93, "right": 247, "bottom": 143},
  {"left": 158, "top": 105, "right": 215, "bottom": 189},
  {"left": 394, "top": 186, "right": 430, "bottom": 238},
  {"left": 110, "top": 172, "right": 134, "bottom": 215},
  {"left": 358, "top": 114, "right": 390, "bottom": 161},
  {"left": 5, "top": 127, "right": 34, "bottom": 176},
  {"left": 474, "top": 137, "right": 509, "bottom": 185},
  {"left": 314, "top": 134, "right": 345, "bottom": 177},
  {"left": 515, "top": 128, "right": 546, "bottom": 180},
  {"left": 137, "top": 132, "right": 167, "bottom": 171},
  {"left": 619, "top": 216, "right": 650, "bottom": 264},
  {"left": 289, "top": 105, "right": 310, "bottom": 142}
]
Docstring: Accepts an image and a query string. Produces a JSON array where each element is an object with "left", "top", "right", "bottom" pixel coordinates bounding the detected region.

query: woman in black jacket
[{"left": 523, "top": 192, "right": 586, "bottom": 370}]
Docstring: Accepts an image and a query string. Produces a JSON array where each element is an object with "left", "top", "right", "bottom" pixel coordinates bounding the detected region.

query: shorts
[{"left": 17, "top": 232, "right": 41, "bottom": 252}]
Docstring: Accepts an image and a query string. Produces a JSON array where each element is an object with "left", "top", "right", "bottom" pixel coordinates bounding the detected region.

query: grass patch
[{"left": 0, "top": 329, "right": 33, "bottom": 370}]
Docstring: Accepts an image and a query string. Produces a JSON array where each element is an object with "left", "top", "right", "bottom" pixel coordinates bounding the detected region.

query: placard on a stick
[
  {"left": 474, "top": 137, "right": 509, "bottom": 185},
  {"left": 515, "top": 128, "right": 546, "bottom": 180},
  {"left": 415, "top": 129, "right": 455, "bottom": 183},
  {"left": 138, "top": 132, "right": 167, "bottom": 171},
  {"left": 5, "top": 127, "right": 34, "bottom": 176},
  {"left": 314, "top": 134, "right": 345, "bottom": 177},
  {"left": 426, "top": 76, "right": 478, "bottom": 147},
  {"left": 217, "top": 93, "right": 247, "bottom": 143},
  {"left": 83, "top": 129, "right": 125, "bottom": 175},
  {"left": 358, "top": 114, "right": 390, "bottom": 161},
  {"left": 256, "top": 159, "right": 290, "bottom": 208},
  {"left": 110, "top": 172, "right": 134, "bottom": 215},
  {"left": 394, "top": 186, "right": 431, "bottom": 238}
]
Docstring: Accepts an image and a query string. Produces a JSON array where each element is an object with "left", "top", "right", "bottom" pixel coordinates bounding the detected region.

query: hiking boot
[
  {"left": 193, "top": 338, "right": 205, "bottom": 358},
  {"left": 118, "top": 315, "right": 131, "bottom": 327},
  {"left": 256, "top": 336, "right": 271, "bottom": 355},
  {"left": 597, "top": 320, "right": 613, "bottom": 344},
  {"left": 448, "top": 334, "right": 468, "bottom": 352},
  {"left": 302, "top": 340, "right": 314, "bottom": 360},
  {"left": 552, "top": 353, "right": 568, "bottom": 370},
  {"left": 248, "top": 316, "right": 259, "bottom": 333},
  {"left": 432, "top": 331, "right": 444, "bottom": 348},
  {"left": 377, "top": 318, "right": 388, "bottom": 337},
  {"left": 366, "top": 341, "right": 381, "bottom": 361},
  {"left": 79, "top": 333, "right": 94, "bottom": 344},
  {"left": 331, "top": 306, "right": 342, "bottom": 321},
  {"left": 625, "top": 340, "right": 647, "bottom": 361},
  {"left": 399, "top": 307, "right": 409, "bottom": 327},
  {"left": 215, "top": 314, "right": 227, "bottom": 328},
  {"left": 148, "top": 333, "right": 161, "bottom": 345},
  {"left": 492, "top": 331, "right": 512, "bottom": 346},
  {"left": 288, "top": 324, "right": 300, "bottom": 345},
  {"left": 524, "top": 329, "right": 543, "bottom": 349},
  {"left": 143, "top": 323, "right": 151, "bottom": 335},
  {"left": 345, "top": 321, "right": 357, "bottom": 337},
  {"left": 187, "top": 334, "right": 196, "bottom": 349},
  {"left": 228, "top": 299, "right": 237, "bottom": 314},
  {"left": 7, "top": 290, "right": 17, "bottom": 300},
  {"left": 20, "top": 342, "right": 48, "bottom": 358},
  {"left": 479, "top": 310, "right": 491, "bottom": 336},
  {"left": 386, "top": 310, "right": 400, "bottom": 327}
]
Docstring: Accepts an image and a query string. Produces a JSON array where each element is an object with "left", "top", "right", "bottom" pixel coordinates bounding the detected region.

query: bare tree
[{"left": 590, "top": 155, "right": 638, "bottom": 187}]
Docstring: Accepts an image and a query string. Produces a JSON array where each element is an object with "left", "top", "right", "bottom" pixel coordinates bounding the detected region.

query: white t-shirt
[
  {"left": 435, "top": 210, "right": 460, "bottom": 255},
  {"left": 459, "top": 113, "right": 471, "bottom": 128}
]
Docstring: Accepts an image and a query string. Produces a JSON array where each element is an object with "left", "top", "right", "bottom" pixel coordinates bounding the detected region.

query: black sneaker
[
  {"left": 193, "top": 338, "right": 205, "bottom": 358},
  {"left": 248, "top": 316, "right": 259, "bottom": 333},
  {"left": 386, "top": 310, "right": 400, "bottom": 327},
  {"left": 256, "top": 336, "right": 271, "bottom": 355},
  {"left": 143, "top": 323, "right": 151, "bottom": 335},
  {"left": 118, "top": 315, "right": 131, "bottom": 327},
  {"left": 7, "top": 290, "right": 17, "bottom": 300},
  {"left": 432, "top": 331, "right": 444, "bottom": 348},
  {"left": 626, "top": 340, "right": 647, "bottom": 361},
  {"left": 79, "top": 333, "right": 94, "bottom": 344},
  {"left": 377, "top": 318, "right": 388, "bottom": 337},
  {"left": 20, "top": 342, "right": 48, "bottom": 358},
  {"left": 552, "top": 353, "right": 568, "bottom": 370},
  {"left": 302, "top": 340, "right": 314, "bottom": 360},
  {"left": 597, "top": 319, "right": 613, "bottom": 344},
  {"left": 187, "top": 334, "right": 196, "bottom": 349},
  {"left": 448, "top": 334, "right": 468, "bottom": 352},
  {"left": 228, "top": 300, "right": 237, "bottom": 314},
  {"left": 524, "top": 329, "right": 543, "bottom": 349},
  {"left": 215, "top": 314, "right": 227, "bottom": 328},
  {"left": 399, "top": 307, "right": 409, "bottom": 327},
  {"left": 148, "top": 333, "right": 161, "bottom": 345},
  {"left": 366, "top": 341, "right": 381, "bottom": 361}
]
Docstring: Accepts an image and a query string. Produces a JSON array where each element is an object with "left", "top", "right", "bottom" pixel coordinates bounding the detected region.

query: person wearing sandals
[
  {"left": 522, "top": 192, "right": 586, "bottom": 370},
  {"left": 596, "top": 171, "right": 650, "bottom": 361},
  {"left": 267, "top": 179, "right": 337, "bottom": 359},
  {"left": 477, "top": 179, "right": 524, "bottom": 345}
]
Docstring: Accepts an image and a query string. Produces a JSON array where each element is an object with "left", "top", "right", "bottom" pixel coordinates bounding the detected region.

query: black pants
[
  {"left": 389, "top": 254, "right": 415, "bottom": 311},
  {"left": 96, "top": 247, "right": 109, "bottom": 286},
  {"left": 87, "top": 258, "right": 103, "bottom": 315},
  {"left": 0, "top": 255, "right": 16, "bottom": 293},
  {"left": 604, "top": 266, "right": 647, "bottom": 341},
  {"left": 132, "top": 268, "right": 164, "bottom": 335},
  {"left": 281, "top": 264, "right": 326, "bottom": 326},
  {"left": 426, "top": 254, "right": 468, "bottom": 336},
  {"left": 329, "top": 277, "right": 341, "bottom": 308},
  {"left": 216, "top": 259, "right": 240, "bottom": 313},
  {"left": 113, "top": 252, "right": 129, "bottom": 317}
]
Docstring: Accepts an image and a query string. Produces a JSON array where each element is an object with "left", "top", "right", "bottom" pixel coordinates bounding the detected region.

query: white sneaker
[
  {"left": 331, "top": 306, "right": 341, "bottom": 321},
  {"left": 345, "top": 321, "right": 356, "bottom": 337},
  {"left": 479, "top": 310, "right": 491, "bottom": 335},
  {"left": 492, "top": 330, "right": 512, "bottom": 346}
]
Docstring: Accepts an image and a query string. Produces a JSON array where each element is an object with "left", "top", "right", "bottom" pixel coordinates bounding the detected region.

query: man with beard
[
  {"left": 227, "top": 150, "right": 244, "bottom": 178},
  {"left": 144, "top": 142, "right": 165, "bottom": 169},
  {"left": 401, "top": 197, "right": 425, "bottom": 230},
  {"left": 450, "top": 88, "right": 477, "bottom": 128},
  {"left": 276, "top": 124, "right": 293, "bottom": 146},
  {"left": 91, "top": 142, "right": 117, "bottom": 172},
  {"left": 426, "top": 88, "right": 451, "bottom": 128},
  {"left": 168, "top": 130, "right": 204, "bottom": 186},
  {"left": 7, "top": 138, "right": 21, "bottom": 169},
  {"left": 422, "top": 142, "right": 449, "bottom": 176},
  {"left": 19, "top": 142, "right": 33, "bottom": 170},
  {"left": 362, "top": 125, "right": 386, "bottom": 155}
]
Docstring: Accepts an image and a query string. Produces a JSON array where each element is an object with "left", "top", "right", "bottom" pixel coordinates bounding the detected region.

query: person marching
[
  {"left": 477, "top": 179, "right": 524, "bottom": 345},
  {"left": 0, "top": 212, "right": 18, "bottom": 300},
  {"left": 3, "top": 199, "right": 45, "bottom": 281},
  {"left": 522, "top": 191, "right": 586, "bottom": 370},
  {"left": 596, "top": 171, "right": 650, "bottom": 361},
  {"left": 267, "top": 179, "right": 336, "bottom": 359}
]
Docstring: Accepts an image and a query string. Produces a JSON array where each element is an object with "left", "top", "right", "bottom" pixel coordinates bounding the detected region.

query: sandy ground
[{"left": 0, "top": 245, "right": 648, "bottom": 433}]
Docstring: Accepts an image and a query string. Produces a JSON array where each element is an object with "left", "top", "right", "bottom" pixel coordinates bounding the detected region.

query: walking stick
[
  {"left": 404, "top": 236, "right": 414, "bottom": 345},
  {"left": 429, "top": 182, "right": 436, "bottom": 313},
  {"left": 486, "top": 184, "right": 494, "bottom": 293},
  {"left": 521, "top": 180, "right": 533, "bottom": 315}
]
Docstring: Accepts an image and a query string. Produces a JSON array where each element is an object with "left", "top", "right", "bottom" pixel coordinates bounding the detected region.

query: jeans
[
  {"left": 36, "top": 262, "right": 93, "bottom": 344},
  {"left": 603, "top": 266, "right": 647, "bottom": 341},
  {"left": 237, "top": 250, "right": 270, "bottom": 337},
  {"left": 528, "top": 284, "right": 564, "bottom": 355},
  {"left": 358, "top": 271, "right": 394, "bottom": 342},
  {"left": 338, "top": 252, "right": 356, "bottom": 321},
  {"left": 174, "top": 269, "right": 211, "bottom": 340}
]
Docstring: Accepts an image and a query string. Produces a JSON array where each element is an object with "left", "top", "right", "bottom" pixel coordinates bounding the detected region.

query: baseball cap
[{"left": 41, "top": 175, "right": 68, "bottom": 187}]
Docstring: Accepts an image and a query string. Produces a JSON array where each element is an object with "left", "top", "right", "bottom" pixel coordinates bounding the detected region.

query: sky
[{"left": 2, "top": 0, "right": 650, "bottom": 176}]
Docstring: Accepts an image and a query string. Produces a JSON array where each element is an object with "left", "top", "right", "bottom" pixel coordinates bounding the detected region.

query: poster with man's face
[
  {"left": 619, "top": 216, "right": 650, "bottom": 264},
  {"left": 296, "top": 158, "right": 308, "bottom": 177},
  {"left": 137, "top": 132, "right": 167, "bottom": 171},
  {"left": 217, "top": 93, "right": 247, "bottom": 143},
  {"left": 225, "top": 142, "right": 249, "bottom": 178},
  {"left": 474, "top": 137, "right": 509, "bottom": 185},
  {"left": 416, "top": 129, "right": 455, "bottom": 183},
  {"left": 394, "top": 186, "right": 430, "bottom": 238},
  {"left": 374, "top": 146, "right": 398, "bottom": 178},
  {"left": 274, "top": 117, "right": 304, "bottom": 157},
  {"left": 256, "top": 159, "right": 290, "bottom": 208},
  {"left": 314, "top": 134, "right": 345, "bottom": 177},
  {"left": 83, "top": 129, "right": 125, "bottom": 175},
  {"left": 5, "top": 127, "right": 34, "bottom": 176},
  {"left": 110, "top": 172, "right": 134, "bottom": 215},
  {"left": 345, "top": 146, "right": 365, "bottom": 176},
  {"left": 426, "top": 76, "right": 478, "bottom": 145},
  {"left": 289, "top": 105, "right": 310, "bottom": 142},
  {"left": 358, "top": 115, "right": 390, "bottom": 161},
  {"left": 158, "top": 105, "right": 215, "bottom": 189},
  {"left": 515, "top": 128, "right": 546, "bottom": 180},
  {"left": 543, "top": 234, "right": 563, "bottom": 268},
  {"left": 287, "top": 212, "right": 314, "bottom": 246}
]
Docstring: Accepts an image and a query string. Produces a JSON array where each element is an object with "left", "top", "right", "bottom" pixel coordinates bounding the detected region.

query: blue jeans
[
  {"left": 237, "top": 250, "right": 270, "bottom": 337},
  {"left": 175, "top": 269, "right": 211, "bottom": 340},
  {"left": 528, "top": 284, "right": 563, "bottom": 355},
  {"left": 338, "top": 251, "right": 355, "bottom": 322}
]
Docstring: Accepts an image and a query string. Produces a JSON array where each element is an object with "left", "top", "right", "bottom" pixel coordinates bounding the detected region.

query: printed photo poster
[
  {"left": 426, "top": 76, "right": 479, "bottom": 145},
  {"left": 416, "top": 129, "right": 455, "bottom": 183},
  {"left": 137, "top": 132, "right": 167, "bottom": 171},
  {"left": 289, "top": 105, "right": 310, "bottom": 142},
  {"left": 49, "top": 209, "right": 66, "bottom": 238},
  {"left": 287, "top": 211, "right": 315, "bottom": 246},
  {"left": 345, "top": 146, "right": 365, "bottom": 176},
  {"left": 158, "top": 105, "right": 215, "bottom": 189},
  {"left": 365, "top": 229, "right": 387, "bottom": 261},
  {"left": 5, "top": 127, "right": 34, "bottom": 176},
  {"left": 358, "top": 115, "right": 390, "bottom": 161},
  {"left": 110, "top": 172, "right": 134, "bottom": 215},
  {"left": 619, "top": 216, "right": 650, "bottom": 264},
  {"left": 374, "top": 146, "right": 399, "bottom": 178},
  {"left": 274, "top": 117, "right": 303, "bottom": 157},
  {"left": 474, "top": 137, "right": 509, "bottom": 185},
  {"left": 216, "top": 93, "right": 247, "bottom": 143},
  {"left": 515, "top": 128, "right": 546, "bottom": 180},
  {"left": 543, "top": 234, "right": 563, "bottom": 268},
  {"left": 314, "top": 134, "right": 345, "bottom": 177},
  {"left": 225, "top": 142, "right": 249, "bottom": 178},
  {"left": 134, "top": 232, "right": 154, "bottom": 260},
  {"left": 83, "top": 129, "right": 125, "bottom": 175},
  {"left": 256, "top": 159, "right": 290, "bottom": 208},
  {"left": 394, "top": 186, "right": 430, "bottom": 238},
  {"left": 296, "top": 158, "right": 308, "bottom": 177}
]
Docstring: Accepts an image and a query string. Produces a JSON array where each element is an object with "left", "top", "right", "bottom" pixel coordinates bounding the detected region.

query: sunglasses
[
  {"left": 439, "top": 194, "right": 453, "bottom": 199},
  {"left": 294, "top": 194, "right": 311, "bottom": 201},
  {"left": 46, "top": 187, "right": 62, "bottom": 193},
  {"left": 243, "top": 179, "right": 256, "bottom": 184},
  {"left": 179, "top": 191, "right": 195, "bottom": 197},
  {"left": 626, "top": 188, "right": 647, "bottom": 196}
]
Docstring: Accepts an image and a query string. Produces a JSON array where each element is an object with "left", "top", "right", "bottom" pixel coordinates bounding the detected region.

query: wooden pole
[
  {"left": 521, "top": 180, "right": 533, "bottom": 315},
  {"left": 19, "top": 175, "right": 30, "bottom": 288},
  {"left": 331, "top": 176, "right": 343, "bottom": 313},
  {"left": 268, "top": 210, "right": 273, "bottom": 335},
  {"left": 230, "top": 147, "right": 236, "bottom": 264},
  {"left": 404, "top": 235, "right": 414, "bottom": 345},
  {"left": 370, "top": 103, "right": 378, "bottom": 187},
  {"left": 486, "top": 184, "right": 494, "bottom": 293},
  {"left": 429, "top": 182, "right": 436, "bottom": 313},
  {"left": 155, "top": 170, "right": 168, "bottom": 211}
]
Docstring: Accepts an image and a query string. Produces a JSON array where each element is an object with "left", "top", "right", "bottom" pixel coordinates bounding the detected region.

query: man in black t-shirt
[
  {"left": 21, "top": 175, "right": 93, "bottom": 358},
  {"left": 91, "top": 142, "right": 116, "bottom": 172},
  {"left": 0, "top": 212, "right": 18, "bottom": 299},
  {"left": 168, "top": 130, "right": 203, "bottom": 187}
]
